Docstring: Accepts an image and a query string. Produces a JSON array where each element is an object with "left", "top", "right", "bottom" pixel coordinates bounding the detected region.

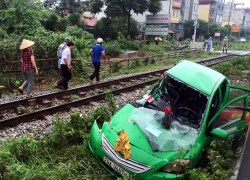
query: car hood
[{"left": 103, "top": 104, "right": 197, "bottom": 159}]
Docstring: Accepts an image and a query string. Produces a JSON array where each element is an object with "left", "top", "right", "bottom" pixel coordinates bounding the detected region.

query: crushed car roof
[{"left": 167, "top": 60, "right": 226, "bottom": 95}]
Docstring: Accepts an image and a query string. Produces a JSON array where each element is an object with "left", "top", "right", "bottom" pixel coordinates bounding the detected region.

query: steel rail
[
  {"left": 0, "top": 54, "right": 236, "bottom": 112},
  {"left": 0, "top": 79, "right": 157, "bottom": 128},
  {"left": 0, "top": 70, "right": 165, "bottom": 111},
  {"left": 0, "top": 54, "right": 238, "bottom": 129}
]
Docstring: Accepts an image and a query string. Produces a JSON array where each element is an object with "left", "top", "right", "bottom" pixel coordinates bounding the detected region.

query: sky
[{"left": 225, "top": 0, "right": 250, "bottom": 8}]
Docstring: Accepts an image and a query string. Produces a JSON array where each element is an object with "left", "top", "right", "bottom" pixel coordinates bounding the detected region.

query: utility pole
[
  {"left": 168, "top": 0, "right": 172, "bottom": 39},
  {"left": 193, "top": 19, "right": 197, "bottom": 42}
]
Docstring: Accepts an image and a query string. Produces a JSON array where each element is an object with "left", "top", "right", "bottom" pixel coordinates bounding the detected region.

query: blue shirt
[{"left": 91, "top": 44, "right": 105, "bottom": 63}]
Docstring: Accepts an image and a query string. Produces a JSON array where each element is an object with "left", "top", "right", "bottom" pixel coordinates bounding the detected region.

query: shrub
[
  {"left": 186, "top": 139, "right": 238, "bottom": 180},
  {"left": 7, "top": 136, "right": 39, "bottom": 163},
  {"left": 68, "top": 13, "right": 81, "bottom": 27},
  {"left": 111, "top": 62, "right": 123, "bottom": 73},
  {"left": 129, "top": 58, "right": 140, "bottom": 69},
  {"left": 104, "top": 41, "right": 121, "bottom": 57},
  {"left": 143, "top": 57, "right": 150, "bottom": 65},
  {"left": 41, "top": 13, "right": 59, "bottom": 32},
  {"left": 66, "top": 26, "right": 84, "bottom": 38},
  {"left": 57, "top": 17, "right": 68, "bottom": 32}
]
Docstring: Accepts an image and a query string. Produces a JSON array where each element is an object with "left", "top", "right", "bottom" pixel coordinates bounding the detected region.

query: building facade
[
  {"left": 189, "top": 0, "right": 199, "bottom": 20},
  {"left": 243, "top": 8, "right": 250, "bottom": 29},
  {"left": 222, "top": 2, "right": 245, "bottom": 27},
  {"left": 198, "top": 0, "right": 224, "bottom": 25},
  {"left": 132, "top": 0, "right": 171, "bottom": 23}
]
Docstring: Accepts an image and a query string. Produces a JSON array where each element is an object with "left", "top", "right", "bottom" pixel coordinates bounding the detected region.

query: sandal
[{"left": 18, "top": 88, "right": 23, "bottom": 94}]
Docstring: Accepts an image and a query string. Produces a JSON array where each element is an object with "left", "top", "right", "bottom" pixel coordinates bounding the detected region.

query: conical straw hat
[{"left": 19, "top": 39, "right": 35, "bottom": 50}]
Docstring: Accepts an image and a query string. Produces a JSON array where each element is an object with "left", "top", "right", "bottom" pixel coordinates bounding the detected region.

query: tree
[
  {"left": 44, "top": 0, "right": 88, "bottom": 17},
  {"left": 0, "top": 0, "right": 42, "bottom": 34},
  {"left": 90, "top": 0, "right": 162, "bottom": 37},
  {"left": 93, "top": 16, "right": 138, "bottom": 40}
]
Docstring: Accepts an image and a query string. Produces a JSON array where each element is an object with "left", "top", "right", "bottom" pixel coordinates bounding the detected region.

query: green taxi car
[{"left": 89, "top": 60, "right": 250, "bottom": 179}]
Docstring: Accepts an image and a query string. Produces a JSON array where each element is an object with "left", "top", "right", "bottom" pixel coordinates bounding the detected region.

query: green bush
[
  {"left": 129, "top": 58, "right": 140, "bottom": 68},
  {"left": 104, "top": 41, "right": 121, "bottom": 57},
  {"left": 149, "top": 57, "right": 156, "bottom": 64},
  {"left": 187, "top": 139, "right": 237, "bottom": 180},
  {"left": 57, "top": 17, "right": 68, "bottom": 32},
  {"left": 117, "top": 33, "right": 140, "bottom": 50},
  {"left": 142, "top": 57, "right": 150, "bottom": 65},
  {"left": 40, "top": 12, "right": 59, "bottom": 32},
  {"left": 111, "top": 62, "right": 123, "bottom": 73},
  {"left": 66, "top": 26, "right": 89, "bottom": 39},
  {"left": 8, "top": 136, "right": 39, "bottom": 163}
]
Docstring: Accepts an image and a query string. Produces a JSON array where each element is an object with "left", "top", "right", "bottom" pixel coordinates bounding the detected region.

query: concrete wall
[{"left": 198, "top": 5, "right": 210, "bottom": 21}]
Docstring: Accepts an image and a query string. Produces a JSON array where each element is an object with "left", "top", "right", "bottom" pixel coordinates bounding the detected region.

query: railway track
[{"left": 0, "top": 54, "right": 237, "bottom": 129}]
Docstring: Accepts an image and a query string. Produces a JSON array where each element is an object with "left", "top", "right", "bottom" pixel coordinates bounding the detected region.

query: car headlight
[{"left": 160, "top": 159, "right": 191, "bottom": 174}]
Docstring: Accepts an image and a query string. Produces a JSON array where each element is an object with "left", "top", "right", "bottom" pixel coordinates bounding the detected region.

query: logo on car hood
[{"left": 114, "top": 130, "right": 131, "bottom": 159}]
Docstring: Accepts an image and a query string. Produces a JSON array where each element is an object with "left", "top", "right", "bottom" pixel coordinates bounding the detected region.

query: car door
[{"left": 208, "top": 86, "right": 249, "bottom": 139}]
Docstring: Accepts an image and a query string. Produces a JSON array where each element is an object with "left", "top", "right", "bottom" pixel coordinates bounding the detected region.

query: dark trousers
[
  {"left": 57, "top": 64, "right": 72, "bottom": 89},
  {"left": 222, "top": 46, "right": 227, "bottom": 53},
  {"left": 89, "top": 62, "right": 100, "bottom": 81}
]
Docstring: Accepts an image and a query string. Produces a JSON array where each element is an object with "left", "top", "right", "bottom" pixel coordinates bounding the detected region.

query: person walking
[
  {"left": 88, "top": 38, "right": 106, "bottom": 83},
  {"left": 56, "top": 41, "right": 75, "bottom": 90},
  {"left": 57, "top": 38, "right": 71, "bottom": 69},
  {"left": 18, "top": 39, "right": 38, "bottom": 98},
  {"left": 206, "top": 37, "right": 213, "bottom": 51},
  {"left": 222, "top": 36, "right": 228, "bottom": 54}
]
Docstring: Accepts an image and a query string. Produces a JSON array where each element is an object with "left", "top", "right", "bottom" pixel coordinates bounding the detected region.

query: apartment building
[
  {"left": 198, "top": 0, "right": 224, "bottom": 25},
  {"left": 189, "top": 0, "right": 199, "bottom": 20},
  {"left": 222, "top": 2, "right": 245, "bottom": 27},
  {"left": 244, "top": 8, "right": 250, "bottom": 29},
  {"left": 132, "top": 0, "right": 171, "bottom": 23}
]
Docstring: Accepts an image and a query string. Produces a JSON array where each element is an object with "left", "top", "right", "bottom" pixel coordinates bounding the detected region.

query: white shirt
[{"left": 60, "top": 47, "right": 71, "bottom": 65}]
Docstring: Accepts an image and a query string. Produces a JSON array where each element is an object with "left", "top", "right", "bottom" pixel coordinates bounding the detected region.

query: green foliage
[
  {"left": 143, "top": 57, "right": 150, "bottom": 65},
  {"left": 105, "top": 91, "right": 118, "bottom": 114},
  {"left": 117, "top": 33, "right": 140, "bottom": 50},
  {"left": 0, "top": 0, "right": 42, "bottom": 34},
  {"left": 0, "top": 91, "right": 119, "bottom": 179},
  {"left": 141, "top": 42, "right": 166, "bottom": 55},
  {"left": 68, "top": 13, "right": 85, "bottom": 28},
  {"left": 104, "top": 41, "right": 121, "bottom": 57},
  {"left": 90, "top": 0, "right": 161, "bottom": 37},
  {"left": 72, "top": 37, "right": 87, "bottom": 52},
  {"left": 94, "top": 17, "right": 139, "bottom": 40},
  {"left": 110, "top": 62, "right": 123, "bottom": 73},
  {"left": 44, "top": 0, "right": 86, "bottom": 17},
  {"left": 40, "top": 12, "right": 59, "bottom": 31},
  {"left": 129, "top": 58, "right": 140, "bottom": 68},
  {"left": 57, "top": 17, "right": 68, "bottom": 32},
  {"left": 187, "top": 139, "right": 238, "bottom": 180},
  {"left": 184, "top": 19, "right": 229, "bottom": 40},
  {"left": 40, "top": 11, "right": 68, "bottom": 32},
  {"left": 149, "top": 57, "right": 156, "bottom": 64},
  {"left": 66, "top": 26, "right": 93, "bottom": 40},
  {"left": 214, "top": 56, "right": 250, "bottom": 82},
  {"left": 7, "top": 136, "right": 39, "bottom": 163}
]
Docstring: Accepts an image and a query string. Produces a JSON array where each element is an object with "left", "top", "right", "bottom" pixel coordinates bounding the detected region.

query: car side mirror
[{"left": 210, "top": 128, "right": 229, "bottom": 139}]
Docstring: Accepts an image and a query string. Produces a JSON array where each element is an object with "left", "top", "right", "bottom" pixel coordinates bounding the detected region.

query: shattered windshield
[
  {"left": 129, "top": 107, "right": 198, "bottom": 151},
  {"left": 131, "top": 75, "right": 208, "bottom": 151}
]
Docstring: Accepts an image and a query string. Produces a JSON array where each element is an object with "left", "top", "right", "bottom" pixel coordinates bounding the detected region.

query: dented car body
[{"left": 89, "top": 60, "right": 250, "bottom": 179}]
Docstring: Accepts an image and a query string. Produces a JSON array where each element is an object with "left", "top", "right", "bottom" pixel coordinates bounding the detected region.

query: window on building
[{"left": 193, "top": 4, "right": 197, "bottom": 10}]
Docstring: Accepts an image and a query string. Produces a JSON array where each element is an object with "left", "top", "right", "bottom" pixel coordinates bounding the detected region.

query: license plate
[{"left": 103, "top": 157, "right": 129, "bottom": 176}]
